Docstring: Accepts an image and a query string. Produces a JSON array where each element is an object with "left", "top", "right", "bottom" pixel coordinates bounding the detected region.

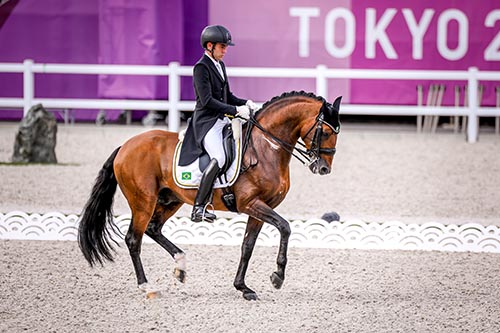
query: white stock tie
[{"left": 215, "top": 62, "right": 224, "bottom": 80}]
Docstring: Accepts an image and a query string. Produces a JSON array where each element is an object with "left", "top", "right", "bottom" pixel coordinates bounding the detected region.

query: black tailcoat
[{"left": 179, "top": 54, "right": 247, "bottom": 166}]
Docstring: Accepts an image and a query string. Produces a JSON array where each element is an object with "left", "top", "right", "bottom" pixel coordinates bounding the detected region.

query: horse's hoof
[
  {"left": 243, "top": 291, "right": 258, "bottom": 301},
  {"left": 146, "top": 290, "right": 162, "bottom": 299},
  {"left": 270, "top": 272, "right": 284, "bottom": 289},
  {"left": 173, "top": 268, "right": 186, "bottom": 283}
]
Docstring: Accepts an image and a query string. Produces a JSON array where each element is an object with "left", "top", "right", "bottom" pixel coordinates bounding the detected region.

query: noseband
[
  {"left": 244, "top": 108, "right": 339, "bottom": 168},
  {"left": 295, "top": 113, "right": 339, "bottom": 166},
  {"left": 308, "top": 113, "right": 339, "bottom": 152}
]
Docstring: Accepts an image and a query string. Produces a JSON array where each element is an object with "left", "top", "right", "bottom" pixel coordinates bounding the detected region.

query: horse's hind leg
[
  {"left": 145, "top": 188, "right": 186, "bottom": 283},
  {"left": 234, "top": 217, "right": 264, "bottom": 300},
  {"left": 125, "top": 207, "right": 155, "bottom": 288}
]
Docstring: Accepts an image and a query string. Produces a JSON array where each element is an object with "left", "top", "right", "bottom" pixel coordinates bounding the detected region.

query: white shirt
[{"left": 204, "top": 52, "right": 225, "bottom": 80}]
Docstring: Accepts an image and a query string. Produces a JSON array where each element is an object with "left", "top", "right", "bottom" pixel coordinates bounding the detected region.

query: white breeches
[{"left": 203, "top": 117, "right": 230, "bottom": 168}]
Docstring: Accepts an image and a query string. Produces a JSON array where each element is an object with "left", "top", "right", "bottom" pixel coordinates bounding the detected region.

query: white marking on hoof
[
  {"left": 139, "top": 283, "right": 162, "bottom": 299},
  {"left": 174, "top": 253, "right": 187, "bottom": 271},
  {"left": 173, "top": 252, "right": 187, "bottom": 283},
  {"left": 138, "top": 283, "right": 149, "bottom": 292}
]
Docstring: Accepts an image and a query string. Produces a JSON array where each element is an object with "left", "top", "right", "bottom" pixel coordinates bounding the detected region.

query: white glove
[
  {"left": 236, "top": 105, "right": 250, "bottom": 120},
  {"left": 246, "top": 100, "right": 258, "bottom": 111}
]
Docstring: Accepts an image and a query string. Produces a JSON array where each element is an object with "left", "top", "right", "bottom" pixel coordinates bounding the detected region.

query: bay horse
[{"left": 78, "top": 91, "right": 341, "bottom": 300}]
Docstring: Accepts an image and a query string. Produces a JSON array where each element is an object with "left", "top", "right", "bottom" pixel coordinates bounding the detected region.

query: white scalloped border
[{"left": 1, "top": 211, "right": 499, "bottom": 253}]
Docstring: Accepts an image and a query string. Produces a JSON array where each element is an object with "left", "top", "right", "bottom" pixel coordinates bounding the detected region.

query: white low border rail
[
  {"left": 1, "top": 211, "right": 499, "bottom": 253},
  {"left": 0, "top": 60, "right": 499, "bottom": 142}
]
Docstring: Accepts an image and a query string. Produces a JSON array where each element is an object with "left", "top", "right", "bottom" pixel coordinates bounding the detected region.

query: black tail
[{"left": 78, "top": 147, "right": 122, "bottom": 267}]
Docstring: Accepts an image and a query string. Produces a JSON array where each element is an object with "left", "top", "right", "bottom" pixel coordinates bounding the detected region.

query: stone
[
  {"left": 12, "top": 104, "right": 57, "bottom": 163},
  {"left": 321, "top": 211, "right": 340, "bottom": 222}
]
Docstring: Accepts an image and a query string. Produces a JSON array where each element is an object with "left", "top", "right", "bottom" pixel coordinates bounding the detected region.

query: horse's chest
[{"left": 268, "top": 179, "right": 290, "bottom": 206}]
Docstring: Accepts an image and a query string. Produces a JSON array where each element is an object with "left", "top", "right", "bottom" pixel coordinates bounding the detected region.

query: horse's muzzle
[{"left": 309, "top": 159, "right": 331, "bottom": 175}]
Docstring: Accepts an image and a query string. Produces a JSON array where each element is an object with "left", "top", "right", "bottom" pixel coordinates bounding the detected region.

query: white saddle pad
[{"left": 173, "top": 120, "right": 243, "bottom": 189}]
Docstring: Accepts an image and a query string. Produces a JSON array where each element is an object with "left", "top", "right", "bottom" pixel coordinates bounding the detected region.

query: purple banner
[
  {"left": 210, "top": 0, "right": 500, "bottom": 106},
  {"left": 1, "top": 0, "right": 499, "bottom": 123},
  {"left": 0, "top": 0, "right": 207, "bottom": 121},
  {"left": 98, "top": 0, "right": 183, "bottom": 100}
]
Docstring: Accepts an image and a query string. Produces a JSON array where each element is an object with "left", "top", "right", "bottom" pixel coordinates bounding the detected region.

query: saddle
[
  {"left": 198, "top": 123, "right": 235, "bottom": 176},
  {"left": 173, "top": 119, "right": 243, "bottom": 211}
]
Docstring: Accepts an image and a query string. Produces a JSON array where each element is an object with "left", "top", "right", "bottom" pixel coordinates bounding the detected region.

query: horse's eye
[{"left": 322, "top": 131, "right": 330, "bottom": 139}]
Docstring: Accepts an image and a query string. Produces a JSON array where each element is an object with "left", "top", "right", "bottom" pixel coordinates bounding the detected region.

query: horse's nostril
[{"left": 320, "top": 166, "right": 330, "bottom": 175}]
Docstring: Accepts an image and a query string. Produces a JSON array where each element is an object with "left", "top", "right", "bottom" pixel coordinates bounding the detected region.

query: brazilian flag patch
[{"left": 181, "top": 172, "right": 191, "bottom": 180}]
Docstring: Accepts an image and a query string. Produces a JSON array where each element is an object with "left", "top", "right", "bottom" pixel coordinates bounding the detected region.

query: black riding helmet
[{"left": 200, "top": 25, "right": 235, "bottom": 49}]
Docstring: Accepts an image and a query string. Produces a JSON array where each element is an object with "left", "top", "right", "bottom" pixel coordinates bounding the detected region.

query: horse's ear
[
  {"left": 332, "top": 96, "right": 342, "bottom": 112},
  {"left": 322, "top": 96, "right": 341, "bottom": 132}
]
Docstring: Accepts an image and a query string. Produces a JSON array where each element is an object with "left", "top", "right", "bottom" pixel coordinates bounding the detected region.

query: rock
[
  {"left": 321, "top": 211, "right": 340, "bottom": 222},
  {"left": 12, "top": 104, "right": 57, "bottom": 163}
]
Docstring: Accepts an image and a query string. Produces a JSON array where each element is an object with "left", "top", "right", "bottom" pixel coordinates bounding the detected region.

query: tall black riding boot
[{"left": 191, "top": 158, "right": 220, "bottom": 222}]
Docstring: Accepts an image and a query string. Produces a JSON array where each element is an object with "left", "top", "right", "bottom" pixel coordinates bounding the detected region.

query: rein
[{"left": 241, "top": 109, "right": 337, "bottom": 169}]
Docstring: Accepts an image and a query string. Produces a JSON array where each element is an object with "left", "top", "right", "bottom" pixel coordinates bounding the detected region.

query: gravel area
[{"left": 1, "top": 121, "right": 499, "bottom": 332}]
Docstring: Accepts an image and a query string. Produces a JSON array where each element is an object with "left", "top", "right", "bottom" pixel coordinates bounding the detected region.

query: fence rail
[{"left": 0, "top": 60, "right": 499, "bottom": 143}]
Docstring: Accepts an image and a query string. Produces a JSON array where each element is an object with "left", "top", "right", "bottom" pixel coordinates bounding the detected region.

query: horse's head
[{"left": 301, "top": 96, "right": 341, "bottom": 175}]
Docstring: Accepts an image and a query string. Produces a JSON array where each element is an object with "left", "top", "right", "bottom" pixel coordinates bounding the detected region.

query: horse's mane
[
  {"left": 255, "top": 90, "right": 340, "bottom": 131},
  {"left": 258, "top": 90, "right": 327, "bottom": 114}
]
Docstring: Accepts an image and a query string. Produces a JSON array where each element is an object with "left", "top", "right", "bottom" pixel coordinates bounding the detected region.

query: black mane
[
  {"left": 259, "top": 90, "right": 327, "bottom": 112},
  {"left": 256, "top": 90, "right": 340, "bottom": 131}
]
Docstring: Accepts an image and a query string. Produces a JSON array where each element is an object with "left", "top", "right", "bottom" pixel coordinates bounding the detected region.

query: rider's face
[{"left": 209, "top": 42, "right": 228, "bottom": 61}]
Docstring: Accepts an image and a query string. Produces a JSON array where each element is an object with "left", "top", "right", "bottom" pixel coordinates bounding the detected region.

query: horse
[{"left": 78, "top": 91, "right": 341, "bottom": 301}]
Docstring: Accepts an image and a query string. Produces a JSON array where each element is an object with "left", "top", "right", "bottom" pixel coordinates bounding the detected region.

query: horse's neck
[
  {"left": 245, "top": 102, "right": 313, "bottom": 171},
  {"left": 261, "top": 103, "right": 311, "bottom": 145}
]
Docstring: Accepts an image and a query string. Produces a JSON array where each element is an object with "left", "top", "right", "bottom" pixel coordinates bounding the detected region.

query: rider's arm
[{"left": 193, "top": 63, "right": 239, "bottom": 116}]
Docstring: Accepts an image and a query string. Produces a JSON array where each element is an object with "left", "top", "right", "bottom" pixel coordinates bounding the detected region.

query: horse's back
[{"left": 114, "top": 130, "right": 179, "bottom": 186}]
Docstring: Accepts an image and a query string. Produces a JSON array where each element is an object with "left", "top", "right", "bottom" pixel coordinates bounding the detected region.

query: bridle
[
  {"left": 301, "top": 113, "right": 339, "bottom": 163},
  {"left": 242, "top": 107, "right": 340, "bottom": 169}
]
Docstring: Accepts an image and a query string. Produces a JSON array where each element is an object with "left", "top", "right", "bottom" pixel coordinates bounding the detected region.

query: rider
[{"left": 179, "top": 25, "right": 258, "bottom": 222}]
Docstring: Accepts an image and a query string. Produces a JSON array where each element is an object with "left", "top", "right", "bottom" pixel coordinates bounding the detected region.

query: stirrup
[{"left": 191, "top": 203, "right": 216, "bottom": 223}]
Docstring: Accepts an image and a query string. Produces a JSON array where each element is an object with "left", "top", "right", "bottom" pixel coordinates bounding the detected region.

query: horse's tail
[{"left": 78, "top": 147, "right": 122, "bottom": 267}]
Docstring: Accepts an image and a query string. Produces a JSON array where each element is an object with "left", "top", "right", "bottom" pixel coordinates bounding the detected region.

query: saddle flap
[
  {"left": 173, "top": 120, "right": 243, "bottom": 190},
  {"left": 220, "top": 123, "right": 235, "bottom": 174}
]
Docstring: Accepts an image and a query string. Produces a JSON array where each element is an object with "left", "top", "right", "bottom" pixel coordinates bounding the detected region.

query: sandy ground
[
  {"left": 1, "top": 121, "right": 500, "bottom": 332},
  {"left": 0, "top": 240, "right": 499, "bottom": 332}
]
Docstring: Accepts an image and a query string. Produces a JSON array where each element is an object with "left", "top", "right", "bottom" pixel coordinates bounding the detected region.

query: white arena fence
[
  {"left": 0, "top": 60, "right": 499, "bottom": 143},
  {"left": 1, "top": 211, "right": 499, "bottom": 254}
]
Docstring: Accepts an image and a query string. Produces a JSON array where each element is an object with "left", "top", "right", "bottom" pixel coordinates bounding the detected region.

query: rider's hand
[
  {"left": 236, "top": 105, "right": 250, "bottom": 120},
  {"left": 246, "top": 100, "right": 258, "bottom": 111}
]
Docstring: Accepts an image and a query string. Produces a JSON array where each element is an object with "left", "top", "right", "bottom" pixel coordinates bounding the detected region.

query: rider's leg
[
  {"left": 191, "top": 158, "right": 220, "bottom": 222},
  {"left": 203, "top": 118, "right": 228, "bottom": 169},
  {"left": 191, "top": 118, "right": 227, "bottom": 222}
]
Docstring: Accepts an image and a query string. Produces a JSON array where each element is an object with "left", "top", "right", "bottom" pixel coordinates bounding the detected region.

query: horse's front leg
[
  {"left": 245, "top": 200, "right": 291, "bottom": 292},
  {"left": 234, "top": 217, "right": 264, "bottom": 300}
]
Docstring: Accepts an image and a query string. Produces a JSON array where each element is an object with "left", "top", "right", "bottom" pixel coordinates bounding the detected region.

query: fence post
[
  {"left": 168, "top": 61, "right": 180, "bottom": 132},
  {"left": 315, "top": 64, "right": 328, "bottom": 100},
  {"left": 23, "top": 59, "right": 34, "bottom": 116},
  {"left": 467, "top": 67, "right": 478, "bottom": 143}
]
